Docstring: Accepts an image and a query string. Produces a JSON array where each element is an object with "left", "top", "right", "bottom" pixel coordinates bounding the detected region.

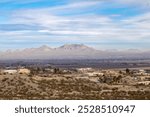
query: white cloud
[
  {"left": 1, "top": 0, "right": 150, "bottom": 50},
  {"left": 114, "top": 0, "right": 150, "bottom": 8},
  {"left": 0, "top": 0, "right": 43, "bottom": 4},
  {"left": 9, "top": 7, "right": 150, "bottom": 41}
]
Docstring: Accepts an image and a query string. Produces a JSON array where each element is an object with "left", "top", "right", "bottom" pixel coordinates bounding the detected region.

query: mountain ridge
[{"left": 0, "top": 44, "right": 150, "bottom": 59}]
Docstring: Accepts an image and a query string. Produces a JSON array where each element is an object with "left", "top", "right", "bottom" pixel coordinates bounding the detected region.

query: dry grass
[{"left": 0, "top": 74, "right": 150, "bottom": 100}]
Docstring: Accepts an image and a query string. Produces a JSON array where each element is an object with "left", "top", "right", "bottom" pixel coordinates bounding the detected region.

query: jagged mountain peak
[
  {"left": 58, "top": 44, "right": 94, "bottom": 50},
  {"left": 37, "top": 45, "right": 52, "bottom": 51},
  {"left": 39, "top": 45, "right": 51, "bottom": 49}
]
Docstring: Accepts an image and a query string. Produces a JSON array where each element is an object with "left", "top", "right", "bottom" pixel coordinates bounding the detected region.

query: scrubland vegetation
[{"left": 0, "top": 66, "right": 150, "bottom": 100}]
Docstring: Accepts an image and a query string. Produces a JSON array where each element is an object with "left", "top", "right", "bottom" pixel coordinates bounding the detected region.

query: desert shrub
[{"left": 2, "top": 78, "right": 9, "bottom": 82}]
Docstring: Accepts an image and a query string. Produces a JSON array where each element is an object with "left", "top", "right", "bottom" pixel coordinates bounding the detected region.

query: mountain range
[{"left": 0, "top": 44, "right": 150, "bottom": 59}]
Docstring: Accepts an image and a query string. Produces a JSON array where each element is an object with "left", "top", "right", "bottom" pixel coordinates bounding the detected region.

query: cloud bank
[{"left": 0, "top": 0, "right": 150, "bottom": 50}]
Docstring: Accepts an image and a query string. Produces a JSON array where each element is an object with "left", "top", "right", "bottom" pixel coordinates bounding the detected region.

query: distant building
[
  {"left": 77, "top": 68, "right": 93, "bottom": 72},
  {"left": 18, "top": 68, "right": 30, "bottom": 74},
  {"left": 145, "top": 69, "right": 150, "bottom": 74},
  {"left": 86, "top": 72, "right": 103, "bottom": 77},
  {"left": 139, "top": 69, "right": 145, "bottom": 73},
  {"left": 3, "top": 70, "right": 17, "bottom": 74},
  {"left": 137, "top": 81, "right": 150, "bottom": 85}
]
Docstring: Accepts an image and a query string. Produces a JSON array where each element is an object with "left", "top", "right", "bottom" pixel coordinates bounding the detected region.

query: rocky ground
[{"left": 0, "top": 74, "right": 150, "bottom": 100}]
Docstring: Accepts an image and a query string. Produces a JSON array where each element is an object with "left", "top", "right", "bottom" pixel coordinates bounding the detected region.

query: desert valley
[{"left": 0, "top": 44, "right": 150, "bottom": 100}]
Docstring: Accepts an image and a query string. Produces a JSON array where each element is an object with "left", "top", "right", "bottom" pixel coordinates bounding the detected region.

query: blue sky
[{"left": 0, "top": 0, "right": 150, "bottom": 50}]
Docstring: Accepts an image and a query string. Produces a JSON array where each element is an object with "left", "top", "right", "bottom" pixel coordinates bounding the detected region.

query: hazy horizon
[
  {"left": 1, "top": 44, "right": 150, "bottom": 52},
  {"left": 0, "top": 0, "right": 150, "bottom": 50}
]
